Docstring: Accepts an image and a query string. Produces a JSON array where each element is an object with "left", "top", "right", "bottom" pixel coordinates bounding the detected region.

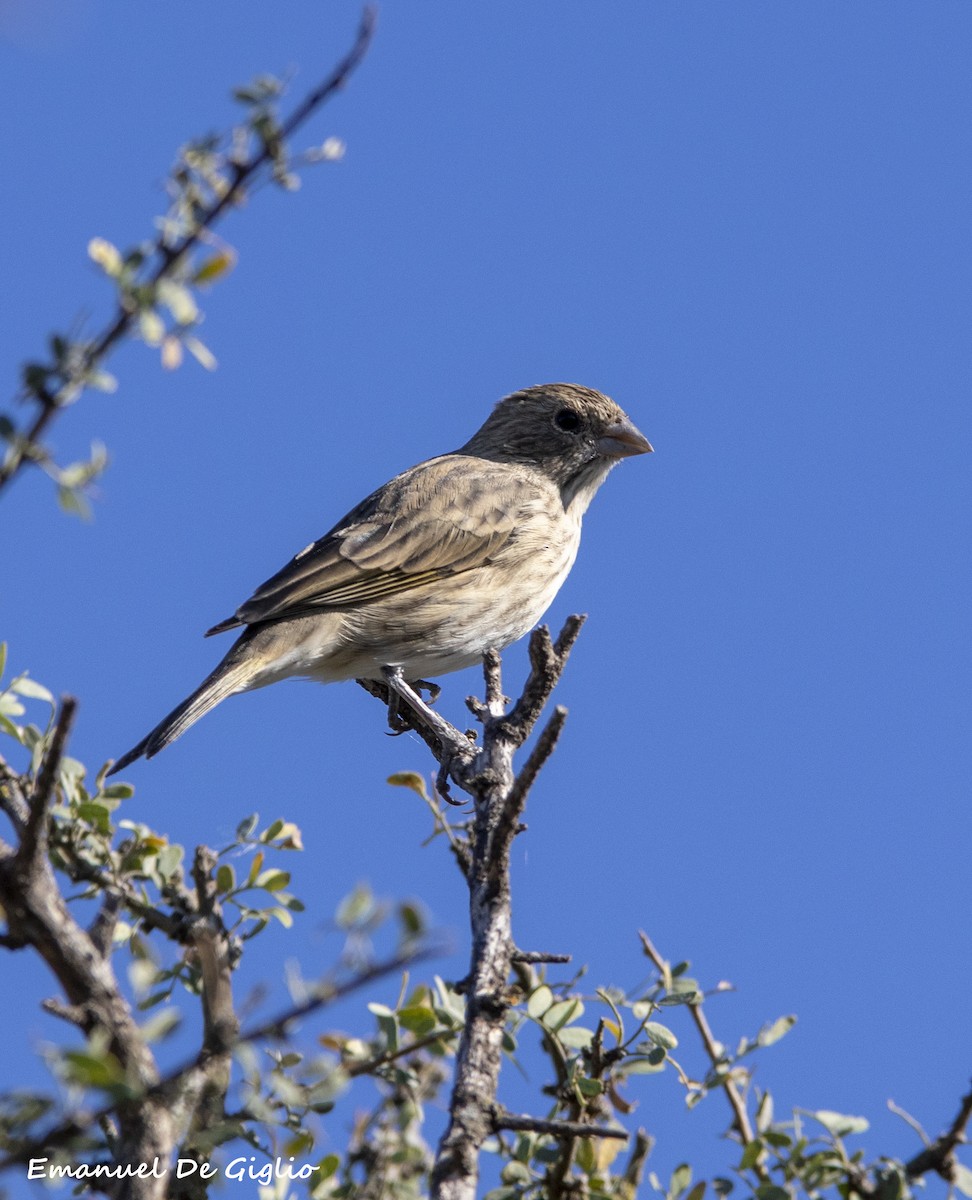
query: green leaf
[
  {"left": 101, "top": 782, "right": 134, "bottom": 800},
  {"left": 740, "top": 1140, "right": 764, "bottom": 1170},
  {"left": 658, "top": 989, "right": 702, "bottom": 1007},
  {"left": 269, "top": 820, "right": 303, "bottom": 849},
  {"left": 576, "top": 1077, "right": 603, "bottom": 1097},
  {"left": 88, "top": 237, "right": 122, "bottom": 277},
  {"left": 336, "top": 883, "right": 376, "bottom": 927},
  {"left": 0, "top": 642, "right": 6, "bottom": 681},
  {"left": 754, "top": 1188, "right": 789, "bottom": 1200},
  {"left": 527, "top": 985, "right": 553, "bottom": 1020},
  {"left": 399, "top": 900, "right": 426, "bottom": 936},
  {"left": 139, "top": 1008, "right": 181, "bottom": 1043},
  {"left": 316, "top": 1155, "right": 340, "bottom": 1182},
  {"left": 139, "top": 310, "right": 165, "bottom": 346},
  {"left": 812, "top": 1110, "right": 869, "bottom": 1138},
  {"left": 256, "top": 869, "right": 291, "bottom": 892},
  {"left": 398, "top": 1008, "right": 434, "bottom": 1036},
  {"left": 87, "top": 370, "right": 118, "bottom": 393},
  {"left": 500, "top": 1161, "right": 532, "bottom": 1185},
  {"left": 575, "top": 1138, "right": 597, "bottom": 1175},
  {"left": 77, "top": 802, "right": 111, "bottom": 835},
  {"left": 558, "top": 1025, "right": 596, "bottom": 1049},
  {"left": 216, "top": 864, "right": 236, "bottom": 894},
  {"left": 63, "top": 1049, "right": 127, "bottom": 1091},
  {"left": 261, "top": 818, "right": 284, "bottom": 842},
  {"left": 685, "top": 1183, "right": 706, "bottom": 1200},
  {"left": 756, "top": 1091, "right": 774, "bottom": 1133},
  {"left": 387, "top": 771, "right": 430, "bottom": 800},
  {"left": 156, "top": 844, "right": 183, "bottom": 880},
  {"left": 758, "top": 1015, "right": 797, "bottom": 1047},
  {"left": 623, "top": 1056, "right": 666, "bottom": 1075},
  {"left": 545, "top": 998, "right": 583, "bottom": 1030},
  {"left": 192, "top": 252, "right": 234, "bottom": 285},
  {"left": 57, "top": 485, "right": 90, "bottom": 519},
  {"left": 644, "top": 1021, "right": 679, "bottom": 1050},
  {"left": 156, "top": 279, "right": 198, "bottom": 324},
  {"left": 669, "top": 1163, "right": 692, "bottom": 1199},
  {"left": 0, "top": 714, "right": 21, "bottom": 739},
  {"left": 368, "top": 1002, "right": 398, "bottom": 1052},
  {"left": 284, "top": 1131, "right": 314, "bottom": 1158},
  {"left": 399, "top": 1005, "right": 437, "bottom": 1036},
  {"left": 11, "top": 676, "right": 54, "bottom": 703},
  {"left": 236, "top": 813, "right": 259, "bottom": 840}
]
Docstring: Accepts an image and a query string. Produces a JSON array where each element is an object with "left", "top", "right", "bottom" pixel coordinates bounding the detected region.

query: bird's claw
[
  {"left": 414, "top": 678, "right": 441, "bottom": 705},
  {"left": 435, "top": 759, "right": 466, "bottom": 806},
  {"left": 385, "top": 688, "right": 410, "bottom": 734}
]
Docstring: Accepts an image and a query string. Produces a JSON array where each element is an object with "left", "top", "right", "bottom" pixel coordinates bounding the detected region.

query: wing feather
[{"left": 208, "top": 455, "right": 541, "bottom": 633}]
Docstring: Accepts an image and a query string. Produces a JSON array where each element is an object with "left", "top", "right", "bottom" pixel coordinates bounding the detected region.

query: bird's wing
[{"left": 207, "top": 455, "right": 536, "bottom": 634}]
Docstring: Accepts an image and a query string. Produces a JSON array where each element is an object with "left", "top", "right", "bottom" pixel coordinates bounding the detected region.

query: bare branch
[
  {"left": 506, "top": 704, "right": 568, "bottom": 814},
  {"left": 511, "top": 950, "right": 572, "bottom": 965},
  {"left": 622, "top": 1129, "right": 655, "bottom": 1189},
  {"left": 905, "top": 1083, "right": 972, "bottom": 1183},
  {"left": 493, "top": 1109, "right": 629, "bottom": 1141},
  {"left": 360, "top": 618, "right": 585, "bottom": 1200}
]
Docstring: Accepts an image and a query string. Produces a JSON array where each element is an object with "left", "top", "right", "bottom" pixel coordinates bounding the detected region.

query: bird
[{"left": 108, "top": 383, "right": 651, "bottom": 774}]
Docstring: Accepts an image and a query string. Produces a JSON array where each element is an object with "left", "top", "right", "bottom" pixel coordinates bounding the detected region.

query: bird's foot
[
  {"left": 381, "top": 666, "right": 441, "bottom": 730},
  {"left": 435, "top": 758, "right": 467, "bottom": 806},
  {"left": 384, "top": 686, "right": 410, "bottom": 735},
  {"left": 413, "top": 678, "right": 441, "bottom": 706}
]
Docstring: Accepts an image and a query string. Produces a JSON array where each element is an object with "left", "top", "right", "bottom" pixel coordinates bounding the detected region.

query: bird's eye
[{"left": 554, "top": 408, "right": 583, "bottom": 433}]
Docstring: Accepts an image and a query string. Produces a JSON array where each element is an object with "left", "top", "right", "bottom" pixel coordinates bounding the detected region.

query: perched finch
[{"left": 109, "top": 383, "right": 651, "bottom": 773}]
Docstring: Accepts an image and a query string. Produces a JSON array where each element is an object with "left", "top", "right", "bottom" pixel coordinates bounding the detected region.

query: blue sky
[{"left": 3, "top": 1, "right": 971, "bottom": 1193}]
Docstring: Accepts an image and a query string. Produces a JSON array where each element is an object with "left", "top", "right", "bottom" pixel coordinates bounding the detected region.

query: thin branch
[
  {"left": 0, "top": 757, "right": 29, "bottom": 829},
  {"left": 492, "top": 1109, "right": 629, "bottom": 1141},
  {"left": 511, "top": 951, "right": 572, "bottom": 965},
  {"left": 506, "top": 704, "right": 568, "bottom": 815},
  {"left": 87, "top": 891, "right": 123, "bottom": 959},
  {"left": 172, "top": 847, "right": 241, "bottom": 1191},
  {"left": 503, "top": 615, "right": 586, "bottom": 744},
  {"left": 0, "top": 944, "right": 431, "bottom": 1174},
  {"left": 0, "top": 7, "right": 377, "bottom": 497},
  {"left": 639, "top": 931, "right": 760, "bottom": 1152},
  {"left": 17, "top": 696, "right": 77, "bottom": 870},
  {"left": 905, "top": 1083, "right": 972, "bottom": 1183},
  {"left": 348, "top": 1026, "right": 460, "bottom": 1079},
  {"left": 623, "top": 1129, "right": 655, "bottom": 1189}
]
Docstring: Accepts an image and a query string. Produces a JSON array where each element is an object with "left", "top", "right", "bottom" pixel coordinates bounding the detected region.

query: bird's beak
[{"left": 597, "top": 417, "right": 653, "bottom": 459}]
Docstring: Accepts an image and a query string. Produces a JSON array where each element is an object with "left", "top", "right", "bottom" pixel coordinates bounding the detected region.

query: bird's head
[{"left": 460, "top": 383, "right": 652, "bottom": 511}]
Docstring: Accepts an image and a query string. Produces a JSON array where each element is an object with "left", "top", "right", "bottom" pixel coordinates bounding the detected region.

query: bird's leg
[
  {"left": 384, "top": 684, "right": 409, "bottom": 735},
  {"left": 381, "top": 668, "right": 476, "bottom": 806},
  {"left": 382, "top": 666, "right": 443, "bottom": 730}
]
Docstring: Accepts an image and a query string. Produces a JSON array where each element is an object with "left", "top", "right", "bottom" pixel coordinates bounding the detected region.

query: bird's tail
[{"left": 108, "top": 657, "right": 252, "bottom": 776}]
